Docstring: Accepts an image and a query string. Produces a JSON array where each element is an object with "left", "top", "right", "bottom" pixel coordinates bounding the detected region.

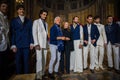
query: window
[
  {"left": 71, "top": 2, "right": 77, "bottom": 9},
  {"left": 57, "top": 4, "right": 64, "bottom": 10}
]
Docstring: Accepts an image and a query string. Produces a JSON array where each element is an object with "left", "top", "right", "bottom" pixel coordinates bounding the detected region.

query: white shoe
[
  {"left": 95, "top": 67, "right": 99, "bottom": 71},
  {"left": 99, "top": 66, "right": 105, "bottom": 70},
  {"left": 95, "top": 65, "right": 99, "bottom": 70},
  {"left": 36, "top": 71, "right": 42, "bottom": 80}
]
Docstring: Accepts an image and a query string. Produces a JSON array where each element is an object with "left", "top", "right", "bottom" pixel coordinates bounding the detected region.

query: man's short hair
[
  {"left": 0, "top": 0, "right": 8, "bottom": 6},
  {"left": 16, "top": 5, "right": 25, "bottom": 10},
  {"left": 39, "top": 9, "right": 48, "bottom": 17},
  {"left": 87, "top": 15, "right": 93, "bottom": 19},
  {"left": 107, "top": 15, "right": 113, "bottom": 19},
  {"left": 54, "top": 16, "right": 61, "bottom": 23},
  {"left": 72, "top": 16, "right": 79, "bottom": 20},
  {"left": 94, "top": 16, "right": 100, "bottom": 20}
]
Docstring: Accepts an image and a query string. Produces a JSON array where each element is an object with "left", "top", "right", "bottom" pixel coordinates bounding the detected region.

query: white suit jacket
[
  {"left": 0, "top": 11, "right": 9, "bottom": 51},
  {"left": 32, "top": 18, "right": 48, "bottom": 48},
  {"left": 94, "top": 23, "right": 107, "bottom": 46}
]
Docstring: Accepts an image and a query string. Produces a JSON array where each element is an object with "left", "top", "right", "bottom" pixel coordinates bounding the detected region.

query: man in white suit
[
  {"left": 94, "top": 16, "right": 107, "bottom": 71},
  {"left": 32, "top": 9, "right": 48, "bottom": 79}
]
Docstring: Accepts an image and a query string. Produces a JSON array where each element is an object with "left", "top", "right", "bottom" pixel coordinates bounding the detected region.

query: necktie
[{"left": 42, "top": 20, "right": 46, "bottom": 31}]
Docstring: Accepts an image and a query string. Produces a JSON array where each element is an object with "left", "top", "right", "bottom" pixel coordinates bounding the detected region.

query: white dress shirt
[
  {"left": 87, "top": 24, "right": 91, "bottom": 45},
  {"left": 19, "top": 15, "right": 25, "bottom": 23}
]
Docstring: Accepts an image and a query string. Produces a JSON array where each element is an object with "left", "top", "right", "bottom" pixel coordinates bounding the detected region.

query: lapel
[
  {"left": 0, "top": 12, "right": 4, "bottom": 24},
  {"left": 70, "top": 25, "right": 74, "bottom": 31},
  {"left": 45, "top": 22, "right": 48, "bottom": 34},
  {"left": 24, "top": 17, "right": 27, "bottom": 24},
  {"left": 0, "top": 12, "right": 9, "bottom": 30},
  {"left": 38, "top": 19, "right": 46, "bottom": 33},
  {"left": 71, "top": 24, "right": 79, "bottom": 31},
  {"left": 16, "top": 16, "right": 23, "bottom": 25},
  {"left": 111, "top": 23, "right": 115, "bottom": 30},
  {"left": 43, "top": 22, "right": 48, "bottom": 34},
  {"left": 16, "top": 16, "right": 27, "bottom": 25},
  {"left": 105, "top": 24, "right": 109, "bottom": 31},
  {"left": 0, "top": 12, "right": 6, "bottom": 26},
  {"left": 90, "top": 24, "right": 93, "bottom": 34},
  {"left": 85, "top": 24, "right": 88, "bottom": 34},
  {"left": 106, "top": 23, "right": 113, "bottom": 32}
]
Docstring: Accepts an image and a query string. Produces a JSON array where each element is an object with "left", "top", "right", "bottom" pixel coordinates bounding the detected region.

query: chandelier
[{"left": 16, "top": 0, "right": 24, "bottom": 4}]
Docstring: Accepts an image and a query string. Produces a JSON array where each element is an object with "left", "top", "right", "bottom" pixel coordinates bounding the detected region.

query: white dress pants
[
  {"left": 95, "top": 46, "right": 104, "bottom": 68},
  {"left": 48, "top": 44, "right": 61, "bottom": 73},
  {"left": 83, "top": 44, "right": 95, "bottom": 70},
  {"left": 36, "top": 49, "right": 47, "bottom": 73},
  {"left": 107, "top": 42, "right": 119, "bottom": 70},
  {"left": 73, "top": 40, "right": 83, "bottom": 72}
]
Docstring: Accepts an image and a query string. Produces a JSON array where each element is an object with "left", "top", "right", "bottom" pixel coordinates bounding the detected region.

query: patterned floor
[
  {"left": 9, "top": 50, "right": 120, "bottom": 80},
  {"left": 10, "top": 70, "right": 120, "bottom": 80},
  {"left": 60, "top": 71, "right": 120, "bottom": 80}
]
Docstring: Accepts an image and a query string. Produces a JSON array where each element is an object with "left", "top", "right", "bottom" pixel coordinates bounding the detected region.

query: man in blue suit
[
  {"left": 10, "top": 5, "right": 34, "bottom": 74},
  {"left": 116, "top": 20, "right": 120, "bottom": 69},
  {"left": 83, "top": 15, "right": 100, "bottom": 73},
  {"left": 105, "top": 15, "right": 120, "bottom": 74}
]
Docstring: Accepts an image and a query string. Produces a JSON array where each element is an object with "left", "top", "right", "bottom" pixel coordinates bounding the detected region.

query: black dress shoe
[
  {"left": 35, "top": 79, "right": 41, "bottom": 80},
  {"left": 66, "top": 72, "right": 70, "bottom": 74},
  {"left": 115, "top": 69, "right": 120, "bottom": 74},
  {"left": 54, "top": 72, "right": 62, "bottom": 76},
  {"left": 83, "top": 67, "right": 88, "bottom": 70},
  {"left": 42, "top": 74, "right": 48, "bottom": 79},
  {"left": 48, "top": 73, "right": 55, "bottom": 79},
  {"left": 90, "top": 69, "right": 94, "bottom": 73},
  {"left": 35, "top": 77, "right": 41, "bottom": 80},
  {"left": 108, "top": 67, "right": 113, "bottom": 71}
]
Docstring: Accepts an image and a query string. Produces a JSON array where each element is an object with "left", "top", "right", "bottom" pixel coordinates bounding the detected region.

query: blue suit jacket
[
  {"left": 70, "top": 24, "right": 80, "bottom": 40},
  {"left": 116, "top": 23, "right": 120, "bottom": 43},
  {"left": 83, "top": 24, "right": 100, "bottom": 47},
  {"left": 105, "top": 23, "right": 118, "bottom": 44},
  {"left": 50, "top": 24, "right": 64, "bottom": 52},
  {"left": 10, "top": 16, "right": 33, "bottom": 48},
  {"left": 50, "top": 24, "right": 59, "bottom": 45},
  {"left": 50, "top": 24, "right": 63, "bottom": 45}
]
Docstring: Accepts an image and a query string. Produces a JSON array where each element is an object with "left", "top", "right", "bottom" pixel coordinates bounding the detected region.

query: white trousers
[
  {"left": 48, "top": 44, "right": 61, "bottom": 73},
  {"left": 107, "top": 42, "right": 119, "bottom": 70},
  {"left": 73, "top": 40, "right": 83, "bottom": 72},
  {"left": 83, "top": 44, "right": 95, "bottom": 70},
  {"left": 36, "top": 49, "right": 47, "bottom": 73},
  {"left": 95, "top": 46, "right": 104, "bottom": 68}
]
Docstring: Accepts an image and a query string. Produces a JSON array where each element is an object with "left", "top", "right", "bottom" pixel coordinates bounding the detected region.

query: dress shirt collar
[
  {"left": 87, "top": 23, "right": 91, "bottom": 27},
  {"left": 19, "top": 15, "right": 25, "bottom": 23},
  {"left": 94, "top": 23, "right": 101, "bottom": 26},
  {"left": 108, "top": 22, "right": 112, "bottom": 26}
]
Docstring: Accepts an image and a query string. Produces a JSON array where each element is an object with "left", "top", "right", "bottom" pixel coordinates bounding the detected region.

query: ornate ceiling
[{"left": 38, "top": 0, "right": 96, "bottom": 12}]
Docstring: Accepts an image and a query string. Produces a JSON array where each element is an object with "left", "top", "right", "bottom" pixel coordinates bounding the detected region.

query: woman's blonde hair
[{"left": 62, "top": 21, "right": 70, "bottom": 31}]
